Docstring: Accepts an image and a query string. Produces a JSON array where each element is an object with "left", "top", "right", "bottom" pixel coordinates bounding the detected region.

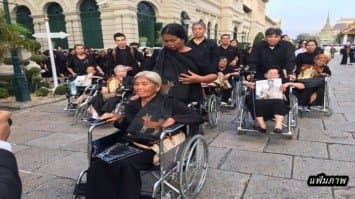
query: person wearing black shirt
[
  {"left": 187, "top": 20, "right": 219, "bottom": 73},
  {"left": 249, "top": 28, "right": 295, "bottom": 80},
  {"left": 217, "top": 57, "right": 240, "bottom": 103},
  {"left": 218, "top": 34, "right": 240, "bottom": 67},
  {"left": 295, "top": 40, "right": 322, "bottom": 75},
  {"left": 153, "top": 23, "right": 217, "bottom": 104},
  {"left": 67, "top": 44, "right": 104, "bottom": 76},
  {"left": 112, "top": 33, "right": 144, "bottom": 76}
]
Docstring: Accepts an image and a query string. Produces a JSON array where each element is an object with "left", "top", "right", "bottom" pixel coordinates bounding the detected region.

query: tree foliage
[
  {"left": 253, "top": 32, "right": 264, "bottom": 44},
  {"left": 0, "top": 9, "right": 39, "bottom": 62},
  {"left": 296, "top": 33, "right": 316, "bottom": 41}
]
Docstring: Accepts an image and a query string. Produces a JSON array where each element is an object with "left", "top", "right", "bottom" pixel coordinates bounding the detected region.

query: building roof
[
  {"left": 342, "top": 23, "right": 355, "bottom": 35},
  {"left": 333, "top": 23, "right": 348, "bottom": 32}
]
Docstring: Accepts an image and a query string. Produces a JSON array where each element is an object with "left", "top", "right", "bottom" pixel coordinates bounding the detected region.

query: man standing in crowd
[
  {"left": 218, "top": 34, "right": 240, "bottom": 68},
  {"left": 187, "top": 20, "right": 220, "bottom": 72},
  {"left": 0, "top": 110, "right": 22, "bottom": 199},
  {"left": 249, "top": 28, "right": 295, "bottom": 80},
  {"left": 112, "top": 33, "right": 144, "bottom": 76}
]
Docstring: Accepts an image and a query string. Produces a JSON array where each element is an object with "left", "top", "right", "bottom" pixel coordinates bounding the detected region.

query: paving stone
[
  {"left": 38, "top": 152, "right": 88, "bottom": 179},
  {"left": 15, "top": 147, "right": 71, "bottom": 172},
  {"left": 20, "top": 172, "right": 52, "bottom": 197},
  {"left": 265, "top": 139, "right": 328, "bottom": 158},
  {"left": 244, "top": 174, "right": 332, "bottom": 199},
  {"left": 25, "top": 133, "right": 85, "bottom": 149},
  {"left": 293, "top": 157, "right": 355, "bottom": 186},
  {"left": 221, "top": 149, "right": 292, "bottom": 178},
  {"left": 299, "top": 128, "right": 355, "bottom": 145},
  {"left": 24, "top": 176, "right": 75, "bottom": 199},
  {"left": 334, "top": 187, "right": 355, "bottom": 199},
  {"left": 12, "top": 144, "right": 30, "bottom": 153},
  {"left": 197, "top": 168, "right": 249, "bottom": 199},
  {"left": 207, "top": 146, "right": 231, "bottom": 169},
  {"left": 328, "top": 144, "right": 355, "bottom": 162},
  {"left": 8, "top": 128, "right": 50, "bottom": 144},
  {"left": 210, "top": 132, "right": 268, "bottom": 152}
]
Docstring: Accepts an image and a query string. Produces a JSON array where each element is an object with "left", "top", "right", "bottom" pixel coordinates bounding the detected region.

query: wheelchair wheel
[
  {"left": 73, "top": 169, "right": 88, "bottom": 199},
  {"left": 178, "top": 135, "right": 208, "bottom": 199},
  {"left": 207, "top": 95, "right": 220, "bottom": 128},
  {"left": 74, "top": 102, "right": 89, "bottom": 123}
]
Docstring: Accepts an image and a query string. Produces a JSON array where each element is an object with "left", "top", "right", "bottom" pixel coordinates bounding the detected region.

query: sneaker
[{"left": 303, "top": 107, "right": 311, "bottom": 112}]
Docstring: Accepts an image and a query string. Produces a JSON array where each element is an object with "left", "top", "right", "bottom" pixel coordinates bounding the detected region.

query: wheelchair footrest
[{"left": 73, "top": 182, "right": 87, "bottom": 196}]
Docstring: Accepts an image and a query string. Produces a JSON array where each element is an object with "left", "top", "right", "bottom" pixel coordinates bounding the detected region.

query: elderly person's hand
[
  {"left": 0, "top": 111, "right": 12, "bottom": 141},
  {"left": 99, "top": 113, "right": 123, "bottom": 122},
  {"left": 243, "top": 80, "right": 255, "bottom": 89}
]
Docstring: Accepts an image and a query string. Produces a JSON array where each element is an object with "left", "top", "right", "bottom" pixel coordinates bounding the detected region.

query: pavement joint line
[
  {"left": 291, "top": 155, "right": 295, "bottom": 179},
  {"left": 297, "top": 136, "right": 355, "bottom": 146},
  {"left": 19, "top": 169, "right": 32, "bottom": 174},
  {"left": 262, "top": 137, "right": 271, "bottom": 152},
  {"left": 296, "top": 128, "right": 300, "bottom": 140},
  {"left": 216, "top": 148, "right": 232, "bottom": 169},
  {"left": 326, "top": 143, "right": 331, "bottom": 160},
  {"left": 331, "top": 187, "right": 335, "bottom": 199},
  {"left": 240, "top": 173, "right": 252, "bottom": 199},
  {"left": 321, "top": 120, "right": 327, "bottom": 130}
]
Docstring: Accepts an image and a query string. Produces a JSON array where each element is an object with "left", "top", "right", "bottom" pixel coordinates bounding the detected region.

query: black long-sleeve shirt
[
  {"left": 187, "top": 38, "right": 220, "bottom": 71},
  {"left": 295, "top": 52, "right": 318, "bottom": 75},
  {"left": 218, "top": 45, "right": 240, "bottom": 65},
  {"left": 249, "top": 40, "right": 295, "bottom": 79}
]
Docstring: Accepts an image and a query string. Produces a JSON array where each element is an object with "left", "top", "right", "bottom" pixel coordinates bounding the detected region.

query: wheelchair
[
  {"left": 63, "top": 76, "right": 105, "bottom": 123},
  {"left": 300, "top": 76, "right": 332, "bottom": 117},
  {"left": 73, "top": 122, "right": 209, "bottom": 199},
  {"left": 235, "top": 73, "right": 298, "bottom": 139}
]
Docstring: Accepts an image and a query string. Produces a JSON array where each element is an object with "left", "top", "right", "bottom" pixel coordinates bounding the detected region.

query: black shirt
[
  {"left": 113, "top": 46, "right": 142, "bottom": 76},
  {"left": 187, "top": 38, "right": 220, "bottom": 71},
  {"left": 295, "top": 52, "right": 318, "bottom": 75},
  {"left": 67, "top": 54, "right": 97, "bottom": 75},
  {"left": 218, "top": 45, "right": 240, "bottom": 65},
  {"left": 249, "top": 40, "right": 295, "bottom": 79}
]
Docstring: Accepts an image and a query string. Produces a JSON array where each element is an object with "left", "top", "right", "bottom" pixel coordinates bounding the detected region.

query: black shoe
[
  {"left": 273, "top": 128, "right": 283, "bottom": 134},
  {"left": 257, "top": 127, "right": 267, "bottom": 133}
]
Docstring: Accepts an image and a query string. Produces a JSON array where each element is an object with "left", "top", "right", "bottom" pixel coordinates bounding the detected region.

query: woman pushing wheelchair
[{"left": 87, "top": 71, "right": 203, "bottom": 199}]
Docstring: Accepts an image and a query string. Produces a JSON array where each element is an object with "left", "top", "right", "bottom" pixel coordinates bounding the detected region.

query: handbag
[{"left": 132, "top": 131, "right": 186, "bottom": 165}]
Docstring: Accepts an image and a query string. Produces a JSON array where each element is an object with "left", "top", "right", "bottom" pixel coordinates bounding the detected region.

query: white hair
[{"left": 134, "top": 71, "right": 162, "bottom": 85}]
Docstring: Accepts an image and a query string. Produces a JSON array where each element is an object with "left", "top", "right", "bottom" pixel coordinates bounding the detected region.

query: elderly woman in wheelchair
[
  {"left": 294, "top": 54, "right": 332, "bottom": 113},
  {"left": 243, "top": 67, "right": 305, "bottom": 134},
  {"left": 88, "top": 65, "right": 133, "bottom": 119},
  {"left": 86, "top": 71, "right": 204, "bottom": 199}
]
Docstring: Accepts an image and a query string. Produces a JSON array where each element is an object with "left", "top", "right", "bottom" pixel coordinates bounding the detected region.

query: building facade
[{"left": 9, "top": 0, "right": 276, "bottom": 49}]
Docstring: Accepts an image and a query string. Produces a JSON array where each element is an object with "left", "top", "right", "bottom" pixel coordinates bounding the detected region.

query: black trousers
[
  {"left": 90, "top": 95, "right": 122, "bottom": 115},
  {"left": 87, "top": 149, "right": 155, "bottom": 199}
]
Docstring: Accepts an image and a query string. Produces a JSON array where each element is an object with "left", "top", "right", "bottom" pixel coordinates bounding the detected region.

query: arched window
[
  {"left": 207, "top": 22, "right": 211, "bottom": 39},
  {"left": 214, "top": 24, "right": 218, "bottom": 41},
  {"left": 233, "top": 26, "right": 238, "bottom": 40},
  {"left": 47, "top": 2, "right": 68, "bottom": 48},
  {"left": 80, "top": 0, "right": 104, "bottom": 48},
  {"left": 15, "top": 6, "right": 34, "bottom": 39},
  {"left": 137, "top": 2, "right": 156, "bottom": 47}
]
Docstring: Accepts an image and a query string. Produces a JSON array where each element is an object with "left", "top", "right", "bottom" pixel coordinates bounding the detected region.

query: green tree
[
  {"left": 0, "top": 9, "right": 38, "bottom": 63},
  {"left": 253, "top": 32, "right": 264, "bottom": 44},
  {"left": 335, "top": 33, "right": 343, "bottom": 44},
  {"left": 296, "top": 33, "right": 316, "bottom": 41}
]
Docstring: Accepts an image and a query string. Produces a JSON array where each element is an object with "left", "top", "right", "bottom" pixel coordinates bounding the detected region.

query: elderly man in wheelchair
[
  {"left": 79, "top": 71, "right": 207, "bottom": 199},
  {"left": 239, "top": 67, "right": 304, "bottom": 135}
]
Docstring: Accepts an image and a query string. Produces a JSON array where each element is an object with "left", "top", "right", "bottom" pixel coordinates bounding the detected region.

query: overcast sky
[{"left": 266, "top": 0, "right": 354, "bottom": 39}]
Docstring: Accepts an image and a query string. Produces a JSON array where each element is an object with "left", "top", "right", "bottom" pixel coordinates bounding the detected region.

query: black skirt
[{"left": 255, "top": 99, "right": 290, "bottom": 119}]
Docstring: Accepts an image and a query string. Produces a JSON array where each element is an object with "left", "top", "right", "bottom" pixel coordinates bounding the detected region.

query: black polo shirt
[
  {"left": 187, "top": 38, "right": 220, "bottom": 71},
  {"left": 218, "top": 45, "right": 240, "bottom": 65},
  {"left": 67, "top": 54, "right": 97, "bottom": 75},
  {"left": 249, "top": 40, "right": 295, "bottom": 79}
]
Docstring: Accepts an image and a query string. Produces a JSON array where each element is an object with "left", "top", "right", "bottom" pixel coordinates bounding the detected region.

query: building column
[{"left": 65, "top": 13, "right": 83, "bottom": 48}]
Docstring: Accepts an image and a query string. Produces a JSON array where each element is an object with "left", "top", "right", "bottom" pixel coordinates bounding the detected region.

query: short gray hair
[
  {"left": 192, "top": 20, "right": 206, "bottom": 29},
  {"left": 134, "top": 71, "right": 162, "bottom": 85},
  {"left": 113, "top": 65, "right": 126, "bottom": 74}
]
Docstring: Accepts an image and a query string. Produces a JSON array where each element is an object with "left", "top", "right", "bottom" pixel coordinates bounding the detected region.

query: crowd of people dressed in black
[{"left": 10, "top": 21, "right": 336, "bottom": 199}]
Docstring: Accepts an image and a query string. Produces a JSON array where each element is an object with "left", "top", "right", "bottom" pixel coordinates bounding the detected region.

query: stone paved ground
[{"left": 7, "top": 55, "right": 355, "bottom": 198}]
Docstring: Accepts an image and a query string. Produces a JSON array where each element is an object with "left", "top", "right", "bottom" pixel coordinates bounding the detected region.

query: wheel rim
[
  {"left": 208, "top": 96, "right": 219, "bottom": 127},
  {"left": 179, "top": 136, "right": 208, "bottom": 198}
]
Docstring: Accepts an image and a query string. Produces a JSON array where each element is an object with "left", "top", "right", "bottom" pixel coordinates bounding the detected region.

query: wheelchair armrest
[
  {"left": 88, "top": 120, "right": 111, "bottom": 135},
  {"left": 159, "top": 123, "right": 185, "bottom": 140}
]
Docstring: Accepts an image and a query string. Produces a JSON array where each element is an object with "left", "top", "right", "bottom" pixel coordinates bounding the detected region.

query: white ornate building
[{"left": 9, "top": 0, "right": 278, "bottom": 49}]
